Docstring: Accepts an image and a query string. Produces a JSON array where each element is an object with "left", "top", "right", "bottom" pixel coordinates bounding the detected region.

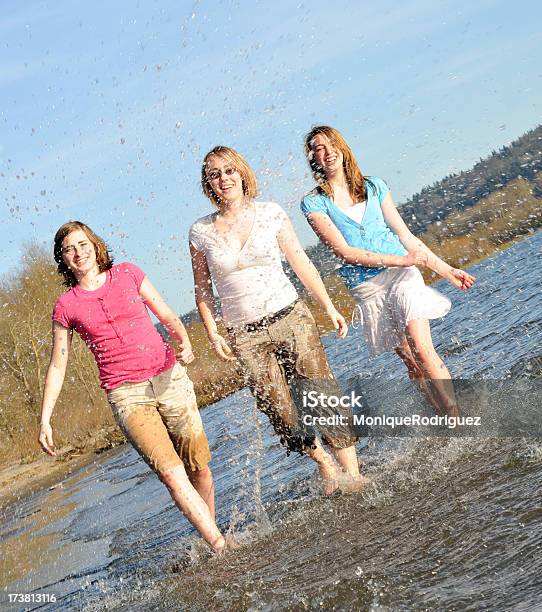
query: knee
[
  {"left": 160, "top": 463, "right": 189, "bottom": 490},
  {"left": 187, "top": 465, "right": 212, "bottom": 484}
]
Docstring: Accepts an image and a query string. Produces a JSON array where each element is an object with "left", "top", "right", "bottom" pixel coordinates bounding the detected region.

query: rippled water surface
[{"left": 1, "top": 233, "right": 541, "bottom": 611}]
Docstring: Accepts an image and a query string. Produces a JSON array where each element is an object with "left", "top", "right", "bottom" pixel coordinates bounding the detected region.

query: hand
[
  {"left": 175, "top": 342, "right": 195, "bottom": 365},
  {"left": 209, "top": 333, "right": 236, "bottom": 362},
  {"left": 38, "top": 422, "right": 56, "bottom": 457},
  {"left": 404, "top": 250, "right": 428, "bottom": 268},
  {"left": 446, "top": 268, "right": 475, "bottom": 290},
  {"left": 327, "top": 307, "right": 348, "bottom": 339}
]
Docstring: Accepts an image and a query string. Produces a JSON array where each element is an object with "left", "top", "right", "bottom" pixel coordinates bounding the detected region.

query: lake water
[{"left": 1, "top": 232, "right": 541, "bottom": 611}]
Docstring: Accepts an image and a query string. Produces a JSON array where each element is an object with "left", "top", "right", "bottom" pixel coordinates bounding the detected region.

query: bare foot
[
  {"left": 338, "top": 474, "right": 371, "bottom": 494},
  {"left": 318, "top": 457, "right": 340, "bottom": 496},
  {"left": 322, "top": 478, "right": 340, "bottom": 496},
  {"left": 212, "top": 535, "right": 226, "bottom": 555},
  {"left": 213, "top": 534, "right": 242, "bottom": 556}
]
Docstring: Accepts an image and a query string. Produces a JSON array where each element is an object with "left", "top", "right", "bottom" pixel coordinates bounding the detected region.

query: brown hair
[
  {"left": 53, "top": 221, "right": 113, "bottom": 287},
  {"left": 304, "top": 125, "right": 374, "bottom": 202},
  {"left": 201, "top": 146, "right": 257, "bottom": 207}
]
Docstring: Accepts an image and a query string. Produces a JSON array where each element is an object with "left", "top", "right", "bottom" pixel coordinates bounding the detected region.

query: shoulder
[
  {"left": 113, "top": 261, "right": 144, "bottom": 276},
  {"left": 256, "top": 200, "right": 287, "bottom": 217},
  {"left": 254, "top": 202, "right": 290, "bottom": 233},
  {"left": 366, "top": 176, "right": 390, "bottom": 201},
  {"left": 53, "top": 287, "right": 76, "bottom": 310},
  {"left": 112, "top": 262, "right": 146, "bottom": 288},
  {"left": 52, "top": 288, "right": 77, "bottom": 327},
  {"left": 255, "top": 200, "right": 290, "bottom": 222},
  {"left": 190, "top": 213, "right": 214, "bottom": 231},
  {"left": 300, "top": 189, "right": 329, "bottom": 215},
  {"left": 113, "top": 261, "right": 142, "bottom": 273},
  {"left": 189, "top": 214, "right": 214, "bottom": 248}
]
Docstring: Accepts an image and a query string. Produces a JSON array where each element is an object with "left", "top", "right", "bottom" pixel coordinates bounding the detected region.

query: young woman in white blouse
[{"left": 189, "top": 146, "right": 366, "bottom": 494}]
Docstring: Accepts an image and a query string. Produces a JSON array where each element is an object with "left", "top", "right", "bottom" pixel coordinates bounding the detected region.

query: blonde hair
[
  {"left": 53, "top": 221, "right": 113, "bottom": 287},
  {"left": 201, "top": 146, "right": 257, "bottom": 207},
  {"left": 304, "top": 125, "right": 373, "bottom": 202}
]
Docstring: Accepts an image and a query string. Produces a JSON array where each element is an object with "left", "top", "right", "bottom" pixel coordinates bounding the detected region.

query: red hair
[{"left": 304, "top": 125, "right": 374, "bottom": 201}]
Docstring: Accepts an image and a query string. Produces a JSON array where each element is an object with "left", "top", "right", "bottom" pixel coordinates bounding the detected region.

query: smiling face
[
  {"left": 61, "top": 229, "right": 99, "bottom": 279},
  {"left": 201, "top": 146, "right": 257, "bottom": 208},
  {"left": 204, "top": 154, "right": 245, "bottom": 205},
  {"left": 310, "top": 133, "right": 344, "bottom": 178}
]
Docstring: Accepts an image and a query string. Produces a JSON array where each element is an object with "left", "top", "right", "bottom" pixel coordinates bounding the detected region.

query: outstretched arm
[
  {"left": 277, "top": 216, "right": 348, "bottom": 338},
  {"left": 190, "top": 243, "right": 235, "bottom": 361},
  {"left": 381, "top": 193, "right": 475, "bottom": 290},
  {"left": 139, "top": 277, "right": 194, "bottom": 365},
  {"left": 39, "top": 322, "right": 72, "bottom": 456},
  {"left": 305, "top": 211, "right": 426, "bottom": 269}
]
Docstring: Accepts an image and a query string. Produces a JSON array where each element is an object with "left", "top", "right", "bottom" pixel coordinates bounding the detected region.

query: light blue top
[{"left": 300, "top": 176, "right": 407, "bottom": 289}]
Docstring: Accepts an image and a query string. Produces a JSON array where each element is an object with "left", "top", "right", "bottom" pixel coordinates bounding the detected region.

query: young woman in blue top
[{"left": 301, "top": 126, "right": 475, "bottom": 416}]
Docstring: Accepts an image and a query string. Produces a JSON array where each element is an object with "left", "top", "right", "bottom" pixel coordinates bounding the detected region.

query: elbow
[
  {"left": 161, "top": 314, "right": 179, "bottom": 329},
  {"left": 290, "top": 257, "right": 314, "bottom": 280},
  {"left": 48, "top": 362, "right": 67, "bottom": 382},
  {"left": 195, "top": 300, "right": 205, "bottom": 313},
  {"left": 338, "top": 247, "right": 375, "bottom": 267},
  {"left": 195, "top": 295, "right": 211, "bottom": 315},
  {"left": 194, "top": 280, "right": 212, "bottom": 301},
  {"left": 334, "top": 246, "right": 357, "bottom": 265},
  {"left": 398, "top": 230, "right": 415, "bottom": 245}
]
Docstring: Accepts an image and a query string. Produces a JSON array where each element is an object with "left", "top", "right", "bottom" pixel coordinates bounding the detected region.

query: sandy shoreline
[{"left": 0, "top": 426, "right": 124, "bottom": 512}]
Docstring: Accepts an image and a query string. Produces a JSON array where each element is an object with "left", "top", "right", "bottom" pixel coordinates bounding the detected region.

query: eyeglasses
[{"left": 206, "top": 166, "right": 238, "bottom": 183}]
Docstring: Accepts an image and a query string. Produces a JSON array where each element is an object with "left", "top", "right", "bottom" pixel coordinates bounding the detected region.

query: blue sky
[{"left": 1, "top": 0, "right": 541, "bottom": 314}]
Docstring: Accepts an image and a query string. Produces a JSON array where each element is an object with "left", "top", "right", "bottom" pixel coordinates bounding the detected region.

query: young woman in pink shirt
[{"left": 39, "top": 221, "right": 226, "bottom": 553}]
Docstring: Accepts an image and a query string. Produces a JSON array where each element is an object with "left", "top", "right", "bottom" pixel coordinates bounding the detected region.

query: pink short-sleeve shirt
[{"left": 52, "top": 262, "right": 176, "bottom": 390}]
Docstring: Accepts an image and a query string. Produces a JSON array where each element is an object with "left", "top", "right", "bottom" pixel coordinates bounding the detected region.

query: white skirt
[{"left": 349, "top": 266, "right": 451, "bottom": 356}]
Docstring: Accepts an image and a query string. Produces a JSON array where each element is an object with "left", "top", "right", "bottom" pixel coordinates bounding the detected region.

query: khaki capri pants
[
  {"left": 228, "top": 300, "right": 357, "bottom": 455},
  {"left": 107, "top": 363, "right": 211, "bottom": 474}
]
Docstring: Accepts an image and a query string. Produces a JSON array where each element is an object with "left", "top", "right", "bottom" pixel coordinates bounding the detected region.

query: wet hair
[
  {"left": 53, "top": 221, "right": 113, "bottom": 287},
  {"left": 304, "top": 125, "right": 374, "bottom": 202},
  {"left": 201, "top": 146, "right": 257, "bottom": 207}
]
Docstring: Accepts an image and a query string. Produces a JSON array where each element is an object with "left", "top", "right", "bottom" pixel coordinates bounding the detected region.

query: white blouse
[{"left": 189, "top": 201, "right": 299, "bottom": 326}]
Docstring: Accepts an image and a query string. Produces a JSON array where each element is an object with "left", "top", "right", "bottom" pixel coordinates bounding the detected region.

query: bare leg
[
  {"left": 161, "top": 465, "right": 225, "bottom": 553},
  {"left": 305, "top": 439, "right": 340, "bottom": 494},
  {"left": 330, "top": 446, "right": 359, "bottom": 478},
  {"left": 405, "top": 319, "right": 460, "bottom": 417},
  {"left": 187, "top": 465, "right": 216, "bottom": 521},
  {"left": 396, "top": 339, "right": 444, "bottom": 415},
  {"left": 116, "top": 405, "right": 224, "bottom": 553},
  {"left": 331, "top": 445, "right": 370, "bottom": 491}
]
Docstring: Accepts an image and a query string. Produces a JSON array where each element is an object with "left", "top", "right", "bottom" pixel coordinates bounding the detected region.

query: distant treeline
[{"left": 401, "top": 124, "right": 542, "bottom": 233}]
